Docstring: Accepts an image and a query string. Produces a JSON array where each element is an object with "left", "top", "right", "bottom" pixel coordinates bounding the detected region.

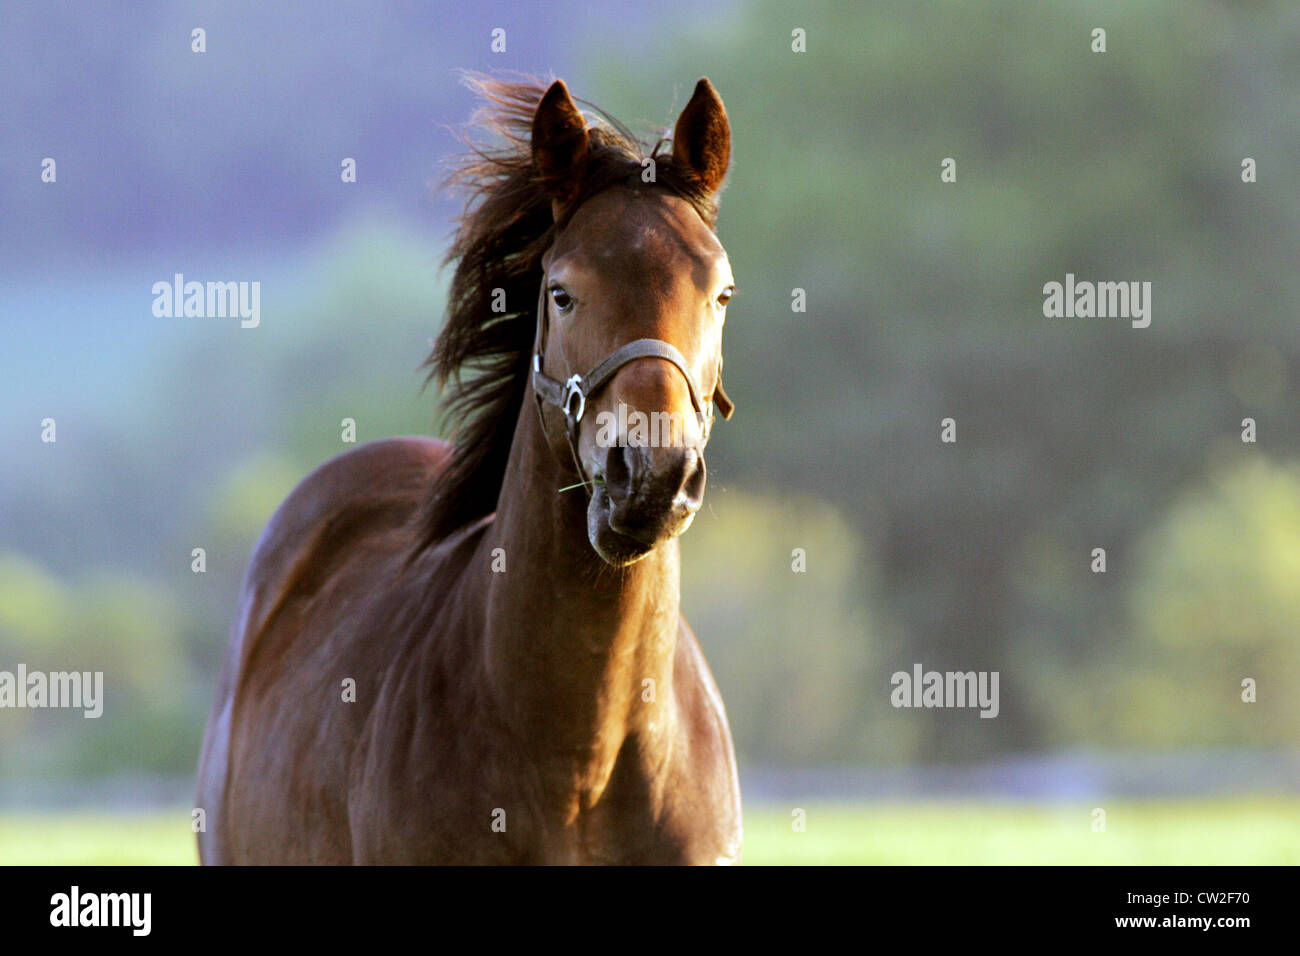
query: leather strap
[
  {"left": 531, "top": 279, "right": 733, "bottom": 424},
  {"left": 534, "top": 338, "right": 709, "bottom": 427},
  {"left": 529, "top": 269, "right": 735, "bottom": 494}
]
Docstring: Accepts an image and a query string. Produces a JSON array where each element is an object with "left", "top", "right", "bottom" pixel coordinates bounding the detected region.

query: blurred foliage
[
  {"left": 0, "top": 554, "right": 202, "bottom": 778},
  {"left": 1112, "top": 457, "right": 1300, "bottom": 745},
  {"left": 681, "top": 490, "right": 912, "bottom": 765},
  {"left": 589, "top": 0, "right": 1300, "bottom": 760},
  {"left": 3, "top": 1, "right": 1300, "bottom": 782}
]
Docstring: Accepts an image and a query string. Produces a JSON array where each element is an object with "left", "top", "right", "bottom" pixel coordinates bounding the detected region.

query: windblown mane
[{"left": 416, "top": 75, "right": 720, "bottom": 549}]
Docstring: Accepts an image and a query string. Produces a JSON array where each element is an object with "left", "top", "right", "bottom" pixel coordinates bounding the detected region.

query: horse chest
[{"left": 351, "top": 711, "right": 718, "bottom": 864}]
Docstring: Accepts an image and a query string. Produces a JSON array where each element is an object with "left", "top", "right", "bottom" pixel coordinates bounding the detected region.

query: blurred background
[{"left": 2, "top": 0, "right": 1298, "bottom": 863}]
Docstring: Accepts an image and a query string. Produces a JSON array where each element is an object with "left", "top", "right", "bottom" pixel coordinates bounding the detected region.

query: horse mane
[{"left": 415, "top": 74, "right": 721, "bottom": 549}]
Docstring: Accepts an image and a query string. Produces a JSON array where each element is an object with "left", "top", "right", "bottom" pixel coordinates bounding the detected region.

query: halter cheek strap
[{"left": 530, "top": 275, "right": 735, "bottom": 493}]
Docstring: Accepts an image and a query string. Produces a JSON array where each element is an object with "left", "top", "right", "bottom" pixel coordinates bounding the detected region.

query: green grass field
[{"left": 2, "top": 797, "right": 1296, "bottom": 864}]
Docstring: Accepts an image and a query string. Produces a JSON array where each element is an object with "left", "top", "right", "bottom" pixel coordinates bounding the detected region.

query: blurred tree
[
  {"left": 1112, "top": 456, "right": 1300, "bottom": 746},
  {"left": 681, "top": 490, "right": 915, "bottom": 764},
  {"left": 5, "top": 1, "right": 1300, "bottom": 777},
  {"left": 587, "top": 0, "right": 1300, "bottom": 759}
]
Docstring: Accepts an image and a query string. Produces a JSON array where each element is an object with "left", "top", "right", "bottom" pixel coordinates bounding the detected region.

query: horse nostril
[
  {"left": 678, "top": 448, "right": 706, "bottom": 512},
  {"left": 603, "top": 441, "right": 633, "bottom": 502}
]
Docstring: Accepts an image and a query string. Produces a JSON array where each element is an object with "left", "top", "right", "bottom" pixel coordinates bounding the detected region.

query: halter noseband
[{"left": 530, "top": 272, "right": 734, "bottom": 491}]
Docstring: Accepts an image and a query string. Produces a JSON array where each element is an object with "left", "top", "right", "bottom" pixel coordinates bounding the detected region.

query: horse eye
[
  {"left": 717, "top": 286, "right": 735, "bottom": 306},
  {"left": 550, "top": 287, "right": 573, "bottom": 312}
]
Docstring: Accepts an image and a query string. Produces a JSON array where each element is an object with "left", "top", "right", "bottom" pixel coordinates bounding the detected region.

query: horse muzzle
[{"left": 588, "top": 443, "right": 706, "bottom": 565}]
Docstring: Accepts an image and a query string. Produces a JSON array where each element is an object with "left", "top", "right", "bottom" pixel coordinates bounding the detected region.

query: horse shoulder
[
  {"left": 231, "top": 436, "right": 452, "bottom": 675},
  {"left": 199, "top": 437, "right": 453, "bottom": 862}
]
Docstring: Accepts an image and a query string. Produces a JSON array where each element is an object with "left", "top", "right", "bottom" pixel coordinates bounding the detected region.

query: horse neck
[{"left": 477, "top": 393, "right": 682, "bottom": 788}]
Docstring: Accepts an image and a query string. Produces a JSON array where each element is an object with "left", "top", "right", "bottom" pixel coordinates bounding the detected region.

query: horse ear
[
  {"left": 532, "top": 80, "right": 589, "bottom": 205},
  {"left": 672, "top": 78, "right": 730, "bottom": 194}
]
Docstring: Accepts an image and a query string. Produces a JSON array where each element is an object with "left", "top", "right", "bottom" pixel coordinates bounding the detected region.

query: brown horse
[{"left": 196, "top": 76, "right": 742, "bottom": 864}]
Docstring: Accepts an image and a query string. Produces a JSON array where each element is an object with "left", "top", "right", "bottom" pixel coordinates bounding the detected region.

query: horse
[{"left": 196, "top": 75, "right": 742, "bottom": 864}]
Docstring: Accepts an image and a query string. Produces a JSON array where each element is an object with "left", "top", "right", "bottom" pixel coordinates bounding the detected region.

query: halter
[{"left": 530, "top": 272, "right": 734, "bottom": 494}]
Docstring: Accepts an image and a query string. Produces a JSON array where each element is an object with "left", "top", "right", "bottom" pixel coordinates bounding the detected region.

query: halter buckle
[{"left": 561, "top": 374, "right": 586, "bottom": 424}]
